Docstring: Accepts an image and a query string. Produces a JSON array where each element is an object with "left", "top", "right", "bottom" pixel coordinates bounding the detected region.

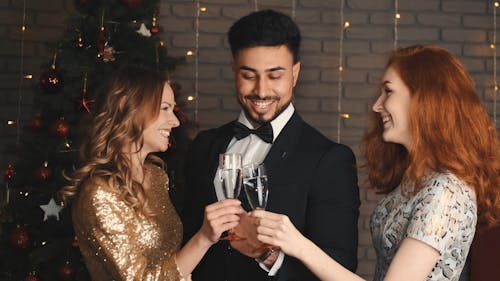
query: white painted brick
[
  {"left": 399, "top": 0, "right": 439, "bottom": 11},
  {"left": 301, "top": 39, "right": 322, "bottom": 53},
  {"left": 417, "top": 13, "right": 461, "bottom": 27},
  {"left": 346, "top": 26, "right": 392, "bottom": 40},
  {"left": 397, "top": 27, "right": 439, "bottom": 41},
  {"left": 463, "top": 44, "right": 493, "bottom": 57},
  {"left": 347, "top": 0, "right": 392, "bottom": 10},
  {"left": 370, "top": 12, "right": 416, "bottom": 25},
  {"left": 322, "top": 11, "right": 369, "bottom": 25},
  {"left": 221, "top": 7, "right": 252, "bottom": 20},
  {"left": 295, "top": 82, "right": 336, "bottom": 98},
  {"left": 295, "top": 10, "right": 321, "bottom": 24},
  {"left": 321, "top": 69, "right": 367, "bottom": 83},
  {"left": 198, "top": 19, "right": 233, "bottom": 34},
  {"left": 347, "top": 54, "right": 387, "bottom": 69},
  {"left": 463, "top": 15, "right": 492, "bottom": 29},
  {"left": 293, "top": 97, "right": 320, "bottom": 112},
  {"left": 442, "top": 29, "right": 487, "bottom": 43},
  {"left": 299, "top": 0, "right": 341, "bottom": 9},
  {"left": 298, "top": 68, "right": 320, "bottom": 82},
  {"left": 323, "top": 40, "right": 370, "bottom": 54},
  {"left": 300, "top": 23, "right": 338, "bottom": 39},
  {"left": 442, "top": 0, "right": 487, "bottom": 13}
]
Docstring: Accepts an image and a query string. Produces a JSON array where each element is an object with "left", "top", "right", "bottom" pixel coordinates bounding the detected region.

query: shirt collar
[{"left": 237, "top": 103, "right": 295, "bottom": 142}]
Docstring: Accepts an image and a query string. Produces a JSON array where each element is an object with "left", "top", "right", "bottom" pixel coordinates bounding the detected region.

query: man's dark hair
[{"left": 228, "top": 9, "right": 301, "bottom": 63}]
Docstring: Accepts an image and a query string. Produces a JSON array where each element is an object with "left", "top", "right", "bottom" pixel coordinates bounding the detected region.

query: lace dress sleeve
[{"left": 405, "top": 174, "right": 477, "bottom": 253}]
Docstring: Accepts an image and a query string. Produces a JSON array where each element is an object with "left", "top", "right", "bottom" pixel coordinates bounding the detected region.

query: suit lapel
[
  {"left": 264, "top": 113, "right": 303, "bottom": 200},
  {"left": 264, "top": 112, "right": 302, "bottom": 167}
]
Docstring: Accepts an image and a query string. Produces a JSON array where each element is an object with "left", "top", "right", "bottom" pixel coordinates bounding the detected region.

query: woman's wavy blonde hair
[
  {"left": 59, "top": 65, "right": 167, "bottom": 216},
  {"left": 362, "top": 45, "right": 500, "bottom": 227}
]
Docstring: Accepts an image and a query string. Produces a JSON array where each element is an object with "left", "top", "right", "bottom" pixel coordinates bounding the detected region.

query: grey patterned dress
[{"left": 370, "top": 172, "right": 477, "bottom": 281}]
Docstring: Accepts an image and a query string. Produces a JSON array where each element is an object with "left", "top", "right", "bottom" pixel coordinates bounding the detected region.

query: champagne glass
[
  {"left": 242, "top": 163, "right": 269, "bottom": 210},
  {"left": 218, "top": 153, "right": 244, "bottom": 240},
  {"left": 242, "top": 163, "right": 277, "bottom": 255}
]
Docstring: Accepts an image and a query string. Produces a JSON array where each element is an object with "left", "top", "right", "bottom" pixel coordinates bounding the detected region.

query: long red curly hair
[{"left": 362, "top": 45, "right": 500, "bottom": 227}]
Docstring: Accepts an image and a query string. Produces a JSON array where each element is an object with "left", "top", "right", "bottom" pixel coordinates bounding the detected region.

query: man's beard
[{"left": 239, "top": 96, "right": 291, "bottom": 127}]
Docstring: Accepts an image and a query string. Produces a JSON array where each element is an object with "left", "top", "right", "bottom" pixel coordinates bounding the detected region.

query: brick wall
[{"left": 1, "top": 0, "right": 498, "bottom": 279}]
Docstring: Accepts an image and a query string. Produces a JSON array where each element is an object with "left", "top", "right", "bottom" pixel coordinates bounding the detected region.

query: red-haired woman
[
  {"left": 250, "top": 45, "right": 500, "bottom": 281},
  {"left": 60, "top": 66, "right": 243, "bottom": 281}
]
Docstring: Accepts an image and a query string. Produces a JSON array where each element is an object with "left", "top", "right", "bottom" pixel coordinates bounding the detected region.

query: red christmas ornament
[
  {"left": 121, "top": 0, "right": 144, "bottom": 8},
  {"left": 24, "top": 271, "right": 40, "bottom": 281},
  {"left": 71, "top": 236, "right": 79, "bottom": 248},
  {"left": 4, "top": 164, "right": 16, "bottom": 183},
  {"left": 29, "top": 115, "right": 44, "bottom": 131},
  {"left": 51, "top": 119, "right": 70, "bottom": 138},
  {"left": 34, "top": 162, "right": 53, "bottom": 184},
  {"left": 59, "top": 261, "right": 76, "bottom": 281},
  {"left": 9, "top": 225, "right": 32, "bottom": 252},
  {"left": 150, "top": 26, "right": 159, "bottom": 34},
  {"left": 39, "top": 68, "right": 64, "bottom": 94}
]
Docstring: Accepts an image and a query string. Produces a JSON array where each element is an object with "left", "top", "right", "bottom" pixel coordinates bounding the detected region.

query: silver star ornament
[{"left": 40, "top": 198, "right": 64, "bottom": 221}]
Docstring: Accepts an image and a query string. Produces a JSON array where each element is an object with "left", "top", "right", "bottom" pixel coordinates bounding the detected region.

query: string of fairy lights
[
  {"left": 494, "top": 2, "right": 498, "bottom": 125},
  {"left": 14, "top": 0, "right": 28, "bottom": 145},
  {"left": 394, "top": 0, "right": 400, "bottom": 49},
  {"left": 337, "top": 0, "right": 347, "bottom": 142},
  {"left": 194, "top": 0, "right": 201, "bottom": 123}
]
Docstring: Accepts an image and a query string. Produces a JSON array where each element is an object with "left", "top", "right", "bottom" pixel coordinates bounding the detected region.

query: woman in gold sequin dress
[
  {"left": 60, "top": 66, "right": 243, "bottom": 281},
  {"left": 247, "top": 45, "right": 500, "bottom": 281}
]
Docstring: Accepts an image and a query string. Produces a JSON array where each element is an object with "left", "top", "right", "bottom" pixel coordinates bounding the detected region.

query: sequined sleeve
[
  {"left": 72, "top": 181, "right": 185, "bottom": 281},
  {"left": 405, "top": 173, "right": 477, "bottom": 253}
]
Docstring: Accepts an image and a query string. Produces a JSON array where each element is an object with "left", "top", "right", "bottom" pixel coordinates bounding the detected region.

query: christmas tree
[{"left": 0, "top": 1, "right": 194, "bottom": 280}]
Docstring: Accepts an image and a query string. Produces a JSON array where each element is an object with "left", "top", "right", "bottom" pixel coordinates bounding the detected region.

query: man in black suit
[{"left": 181, "top": 9, "right": 360, "bottom": 281}]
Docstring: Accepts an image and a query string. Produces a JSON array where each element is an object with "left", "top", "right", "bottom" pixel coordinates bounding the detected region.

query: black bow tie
[{"left": 233, "top": 122, "right": 273, "bottom": 143}]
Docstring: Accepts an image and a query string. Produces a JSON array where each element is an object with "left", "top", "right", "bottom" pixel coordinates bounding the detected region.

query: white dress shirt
[{"left": 213, "top": 103, "right": 295, "bottom": 275}]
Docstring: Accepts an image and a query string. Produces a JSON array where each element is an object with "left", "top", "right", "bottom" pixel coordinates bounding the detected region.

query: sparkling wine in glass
[
  {"left": 242, "top": 163, "right": 269, "bottom": 210},
  {"left": 242, "top": 163, "right": 278, "bottom": 255},
  {"left": 218, "top": 153, "right": 244, "bottom": 240}
]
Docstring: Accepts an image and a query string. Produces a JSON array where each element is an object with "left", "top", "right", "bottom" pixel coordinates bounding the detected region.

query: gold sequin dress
[{"left": 72, "top": 164, "right": 185, "bottom": 281}]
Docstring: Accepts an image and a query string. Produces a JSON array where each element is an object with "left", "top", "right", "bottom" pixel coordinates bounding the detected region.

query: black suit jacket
[{"left": 181, "top": 112, "right": 360, "bottom": 281}]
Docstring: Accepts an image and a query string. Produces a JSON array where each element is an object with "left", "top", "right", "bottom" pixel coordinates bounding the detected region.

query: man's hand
[{"left": 230, "top": 212, "right": 264, "bottom": 258}]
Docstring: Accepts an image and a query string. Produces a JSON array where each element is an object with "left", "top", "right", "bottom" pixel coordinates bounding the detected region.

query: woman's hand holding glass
[
  {"left": 251, "top": 210, "right": 307, "bottom": 259},
  {"left": 217, "top": 153, "right": 245, "bottom": 240},
  {"left": 199, "top": 199, "right": 244, "bottom": 244},
  {"left": 241, "top": 163, "right": 282, "bottom": 260}
]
